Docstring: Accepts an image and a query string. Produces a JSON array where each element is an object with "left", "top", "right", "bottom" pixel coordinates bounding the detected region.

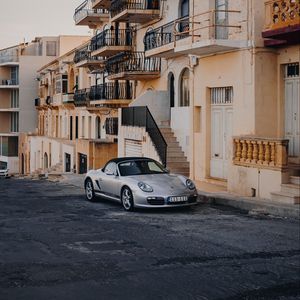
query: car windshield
[{"left": 118, "top": 160, "right": 167, "bottom": 176}]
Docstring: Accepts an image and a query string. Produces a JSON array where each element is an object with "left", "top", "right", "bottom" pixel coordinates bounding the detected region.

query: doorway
[
  {"left": 210, "top": 87, "right": 233, "bottom": 180},
  {"left": 284, "top": 63, "right": 300, "bottom": 158},
  {"left": 65, "top": 153, "right": 71, "bottom": 173},
  {"left": 79, "top": 153, "right": 87, "bottom": 174},
  {"left": 44, "top": 152, "right": 49, "bottom": 170}
]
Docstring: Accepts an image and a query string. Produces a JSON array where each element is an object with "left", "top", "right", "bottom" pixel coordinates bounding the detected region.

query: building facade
[
  {"left": 0, "top": 36, "right": 88, "bottom": 174},
  {"left": 70, "top": 0, "right": 299, "bottom": 203}
]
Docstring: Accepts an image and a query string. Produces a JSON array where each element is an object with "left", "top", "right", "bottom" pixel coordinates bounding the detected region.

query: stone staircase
[
  {"left": 160, "top": 127, "right": 190, "bottom": 177},
  {"left": 271, "top": 165, "right": 300, "bottom": 205}
]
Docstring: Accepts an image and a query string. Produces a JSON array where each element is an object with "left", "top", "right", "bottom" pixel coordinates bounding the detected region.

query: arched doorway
[
  {"left": 179, "top": 68, "right": 190, "bottom": 107},
  {"left": 95, "top": 116, "right": 101, "bottom": 139},
  {"left": 44, "top": 153, "right": 48, "bottom": 170},
  {"left": 168, "top": 72, "right": 175, "bottom": 108}
]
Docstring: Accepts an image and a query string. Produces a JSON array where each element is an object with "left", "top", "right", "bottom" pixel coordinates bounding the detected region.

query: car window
[
  {"left": 104, "top": 162, "right": 117, "bottom": 175},
  {"left": 118, "top": 160, "right": 166, "bottom": 176}
]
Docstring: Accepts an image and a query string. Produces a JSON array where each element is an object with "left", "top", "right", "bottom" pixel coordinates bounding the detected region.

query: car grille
[
  {"left": 147, "top": 197, "right": 165, "bottom": 205},
  {"left": 188, "top": 196, "right": 198, "bottom": 203}
]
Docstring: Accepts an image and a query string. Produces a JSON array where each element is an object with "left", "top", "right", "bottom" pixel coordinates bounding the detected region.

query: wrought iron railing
[
  {"left": 106, "top": 51, "right": 161, "bottom": 76},
  {"left": 110, "top": 0, "right": 160, "bottom": 18},
  {"left": 89, "top": 82, "right": 133, "bottom": 100},
  {"left": 91, "top": 28, "right": 133, "bottom": 52},
  {"left": 74, "top": 0, "right": 108, "bottom": 23},
  {"left": 144, "top": 20, "right": 175, "bottom": 51},
  {"left": 121, "top": 106, "right": 167, "bottom": 166},
  {"left": 74, "top": 46, "right": 103, "bottom": 64},
  {"left": 0, "top": 78, "right": 19, "bottom": 85},
  {"left": 74, "top": 89, "right": 89, "bottom": 106}
]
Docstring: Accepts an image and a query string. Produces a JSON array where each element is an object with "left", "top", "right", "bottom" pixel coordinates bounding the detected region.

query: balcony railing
[
  {"left": 91, "top": 28, "right": 133, "bottom": 52},
  {"left": 106, "top": 51, "right": 161, "bottom": 79},
  {"left": 74, "top": 89, "right": 89, "bottom": 106},
  {"left": 0, "top": 55, "right": 19, "bottom": 64},
  {"left": 122, "top": 106, "right": 167, "bottom": 167},
  {"left": 0, "top": 79, "right": 19, "bottom": 86},
  {"left": 74, "top": 0, "right": 108, "bottom": 25},
  {"left": 89, "top": 82, "right": 133, "bottom": 101},
  {"left": 63, "top": 93, "right": 75, "bottom": 104},
  {"left": 144, "top": 19, "right": 180, "bottom": 51},
  {"left": 110, "top": 0, "right": 160, "bottom": 23},
  {"left": 74, "top": 46, "right": 103, "bottom": 64},
  {"left": 233, "top": 137, "right": 289, "bottom": 170},
  {"left": 264, "top": 0, "right": 300, "bottom": 31}
]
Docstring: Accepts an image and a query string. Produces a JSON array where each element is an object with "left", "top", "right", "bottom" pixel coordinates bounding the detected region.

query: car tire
[
  {"left": 85, "top": 179, "right": 96, "bottom": 202},
  {"left": 121, "top": 187, "right": 134, "bottom": 212}
]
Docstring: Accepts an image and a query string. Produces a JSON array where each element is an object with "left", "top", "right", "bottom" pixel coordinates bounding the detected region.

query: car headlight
[
  {"left": 186, "top": 179, "right": 196, "bottom": 190},
  {"left": 138, "top": 182, "right": 153, "bottom": 193}
]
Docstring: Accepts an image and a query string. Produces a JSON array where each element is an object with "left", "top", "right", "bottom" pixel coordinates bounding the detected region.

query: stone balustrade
[{"left": 233, "top": 137, "right": 289, "bottom": 170}]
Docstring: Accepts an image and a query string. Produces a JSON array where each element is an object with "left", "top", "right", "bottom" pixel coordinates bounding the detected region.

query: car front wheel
[
  {"left": 85, "top": 179, "right": 96, "bottom": 202},
  {"left": 121, "top": 187, "right": 134, "bottom": 211}
]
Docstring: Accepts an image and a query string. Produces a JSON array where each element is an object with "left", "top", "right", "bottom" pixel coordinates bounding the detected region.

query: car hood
[{"left": 126, "top": 173, "right": 190, "bottom": 194}]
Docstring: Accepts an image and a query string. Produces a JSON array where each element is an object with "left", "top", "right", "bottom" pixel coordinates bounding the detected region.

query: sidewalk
[
  {"left": 53, "top": 173, "right": 300, "bottom": 219},
  {"left": 195, "top": 181, "right": 300, "bottom": 220}
]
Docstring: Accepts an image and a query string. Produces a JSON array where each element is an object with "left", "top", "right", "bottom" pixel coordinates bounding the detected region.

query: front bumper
[{"left": 133, "top": 191, "right": 199, "bottom": 208}]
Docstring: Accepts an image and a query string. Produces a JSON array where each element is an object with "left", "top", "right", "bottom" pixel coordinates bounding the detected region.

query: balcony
[
  {"left": 74, "top": 46, "right": 105, "bottom": 70},
  {"left": 88, "top": 82, "right": 133, "bottom": 108},
  {"left": 262, "top": 0, "right": 300, "bottom": 47},
  {"left": 74, "top": 0, "right": 109, "bottom": 28},
  {"left": 110, "top": 0, "right": 160, "bottom": 24},
  {"left": 144, "top": 19, "right": 181, "bottom": 58},
  {"left": 233, "top": 137, "right": 289, "bottom": 170},
  {"left": 106, "top": 51, "right": 161, "bottom": 80},
  {"left": 91, "top": 28, "right": 133, "bottom": 57},
  {"left": 0, "top": 55, "right": 19, "bottom": 67},
  {"left": 91, "top": 0, "right": 110, "bottom": 9},
  {"left": 148, "top": 10, "right": 248, "bottom": 57},
  {"left": 74, "top": 89, "right": 89, "bottom": 106},
  {"left": 62, "top": 93, "right": 75, "bottom": 105},
  {"left": 0, "top": 79, "right": 19, "bottom": 89}
]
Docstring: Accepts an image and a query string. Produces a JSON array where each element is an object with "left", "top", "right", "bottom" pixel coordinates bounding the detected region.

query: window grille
[
  {"left": 211, "top": 86, "right": 233, "bottom": 105},
  {"left": 285, "top": 63, "right": 299, "bottom": 78}
]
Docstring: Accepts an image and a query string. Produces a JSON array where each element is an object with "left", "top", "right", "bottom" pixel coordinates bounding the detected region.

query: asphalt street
[{"left": 0, "top": 178, "right": 299, "bottom": 300}]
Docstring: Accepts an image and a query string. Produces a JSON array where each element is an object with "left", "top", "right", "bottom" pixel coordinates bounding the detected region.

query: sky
[{"left": 0, "top": 0, "right": 91, "bottom": 49}]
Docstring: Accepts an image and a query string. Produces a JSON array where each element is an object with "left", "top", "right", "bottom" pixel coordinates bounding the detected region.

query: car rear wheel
[
  {"left": 85, "top": 179, "right": 96, "bottom": 202},
  {"left": 121, "top": 187, "right": 134, "bottom": 211}
]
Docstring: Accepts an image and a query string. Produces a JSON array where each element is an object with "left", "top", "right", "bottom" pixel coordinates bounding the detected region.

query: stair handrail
[{"left": 121, "top": 106, "right": 167, "bottom": 166}]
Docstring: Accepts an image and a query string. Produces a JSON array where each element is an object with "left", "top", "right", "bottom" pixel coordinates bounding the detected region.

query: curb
[{"left": 198, "top": 190, "right": 300, "bottom": 220}]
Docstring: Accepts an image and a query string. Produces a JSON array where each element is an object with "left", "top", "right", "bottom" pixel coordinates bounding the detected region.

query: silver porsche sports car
[{"left": 84, "top": 157, "right": 198, "bottom": 211}]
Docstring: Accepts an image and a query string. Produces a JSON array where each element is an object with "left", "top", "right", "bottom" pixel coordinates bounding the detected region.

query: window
[
  {"left": 10, "top": 112, "right": 19, "bottom": 132},
  {"left": 179, "top": 68, "right": 190, "bottom": 107},
  {"left": 211, "top": 87, "right": 233, "bottom": 105},
  {"left": 285, "top": 63, "right": 299, "bottom": 78},
  {"left": 179, "top": 0, "right": 189, "bottom": 34},
  {"left": 55, "top": 75, "right": 68, "bottom": 94},
  {"left": 10, "top": 67, "right": 19, "bottom": 85},
  {"left": 10, "top": 90, "right": 19, "bottom": 108},
  {"left": 46, "top": 41, "right": 57, "bottom": 56},
  {"left": 105, "top": 118, "right": 118, "bottom": 135},
  {"left": 104, "top": 162, "right": 117, "bottom": 175}
]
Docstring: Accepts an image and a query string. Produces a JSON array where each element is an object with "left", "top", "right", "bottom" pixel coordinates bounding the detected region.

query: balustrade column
[
  {"left": 263, "top": 142, "right": 271, "bottom": 165},
  {"left": 246, "top": 140, "right": 253, "bottom": 162},
  {"left": 257, "top": 141, "right": 264, "bottom": 164},
  {"left": 270, "top": 142, "right": 276, "bottom": 166},
  {"left": 235, "top": 139, "right": 241, "bottom": 161},
  {"left": 251, "top": 140, "right": 258, "bottom": 163},
  {"left": 241, "top": 140, "right": 247, "bottom": 162}
]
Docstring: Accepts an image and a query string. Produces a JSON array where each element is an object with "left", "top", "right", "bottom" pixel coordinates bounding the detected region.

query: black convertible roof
[{"left": 107, "top": 157, "right": 154, "bottom": 164}]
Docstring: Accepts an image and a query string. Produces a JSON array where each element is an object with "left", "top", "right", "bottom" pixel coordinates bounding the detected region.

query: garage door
[{"left": 125, "top": 139, "right": 142, "bottom": 157}]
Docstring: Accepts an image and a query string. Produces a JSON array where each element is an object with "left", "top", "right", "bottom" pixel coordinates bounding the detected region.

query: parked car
[
  {"left": 0, "top": 167, "right": 9, "bottom": 178},
  {"left": 84, "top": 157, "right": 198, "bottom": 211}
]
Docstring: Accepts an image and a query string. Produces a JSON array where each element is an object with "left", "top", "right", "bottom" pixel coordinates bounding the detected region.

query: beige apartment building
[
  {"left": 0, "top": 36, "right": 89, "bottom": 174},
  {"left": 67, "top": 0, "right": 299, "bottom": 204}
]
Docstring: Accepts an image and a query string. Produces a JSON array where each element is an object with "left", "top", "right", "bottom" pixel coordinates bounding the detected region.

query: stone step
[
  {"left": 290, "top": 176, "right": 300, "bottom": 185},
  {"left": 167, "top": 151, "right": 185, "bottom": 157},
  {"left": 270, "top": 191, "right": 300, "bottom": 205},
  {"left": 167, "top": 157, "right": 188, "bottom": 163},
  {"left": 160, "top": 127, "right": 172, "bottom": 132},
  {"left": 281, "top": 183, "right": 300, "bottom": 195},
  {"left": 167, "top": 161, "right": 190, "bottom": 168},
  {"left": 167, "top": 142, "right": 180, "bottom": 148},
  {"left": 165, "top": 137, "right": 177, "bottom": 143}
]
